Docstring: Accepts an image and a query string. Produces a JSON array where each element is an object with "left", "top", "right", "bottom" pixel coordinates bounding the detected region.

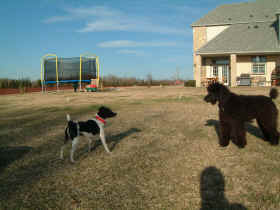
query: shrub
[
  {"left": 184, "top": 80, "right": 196, "bottom": 87},
  {"left": 0, "top": 78, "right": 32, "bottom": 89}
]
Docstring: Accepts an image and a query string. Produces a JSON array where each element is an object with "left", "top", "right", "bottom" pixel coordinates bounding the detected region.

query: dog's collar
[{"left": 95, "top": 114, "right": 106, "bottom": 124}]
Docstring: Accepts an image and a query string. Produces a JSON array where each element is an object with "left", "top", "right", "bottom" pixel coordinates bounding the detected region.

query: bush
[
  {"left": 184, "top": 80, "right": 196, "bottom": 87},
  {"left": 32, "top": 80, "right": 42, "bottom": 88},
  {"left": 0, "top": 78, "right": 33, "bottom": 89},
  {"left": 101, "top": 75, "right": 138, "bottom": 87},
  {"left": 100, "top": 75, "right": 176, "bottom": 87}
]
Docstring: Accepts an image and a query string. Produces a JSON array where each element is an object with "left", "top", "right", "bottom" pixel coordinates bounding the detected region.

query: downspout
[{"left": 276, "top": 10, "right": 280, "bottom": 46}]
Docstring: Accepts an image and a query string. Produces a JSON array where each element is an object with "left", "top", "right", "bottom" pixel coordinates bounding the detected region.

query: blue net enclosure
[{"left": 43, "top": 57, "right": 98, "bottom": 84}]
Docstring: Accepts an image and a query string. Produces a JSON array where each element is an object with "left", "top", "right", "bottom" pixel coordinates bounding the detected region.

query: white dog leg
[
  {"left": 100, "top": 131, "right": 111, "bottom": 153},
  {"left": 60, "top": 145, "right": 65, "bottom": 159},
  {"left": 83, "top": 133, "right": 93, "bottom": 153},
  {"left": 88, "top": 138, "right": 93, "bottom": 153},
  {"left": 70, "top": 137, "right": 79, "bottom": 163}
]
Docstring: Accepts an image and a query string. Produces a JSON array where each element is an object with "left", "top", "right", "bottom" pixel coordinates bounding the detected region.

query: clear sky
[{"left": 0, "top": 0, "right": 246, "bottom": 80}]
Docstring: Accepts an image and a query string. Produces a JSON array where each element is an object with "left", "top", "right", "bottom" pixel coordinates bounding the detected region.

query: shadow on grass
[
  {"left": 91, "top": 127, "right": 142, "bottom": 152},
  {"left": 0, "top": 136, "right": 65, "bottom": 206},
  {"left": 65, "top": 127, "right": 142, "bottom": 162},
  {"left": 0, "top": 146, "right": 32, "bottom": 171},
  {"left": 200, "top": 166, "right": 247, "bottom": 210},
  {"left": 205, "top": 119, "right": 221, "bottom": 140},
  {"left": 205, "top": 119, "right": 267, "bottom": 144}
]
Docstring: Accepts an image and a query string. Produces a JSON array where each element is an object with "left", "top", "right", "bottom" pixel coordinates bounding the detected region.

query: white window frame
[
  {"left": 252, "top": 63, "right": 265, "bottom": 74},
  {"left": 252, "top": 56, "right": 266, "bottom": 75},
  {"left": 212, "top": 65, "right": 218, "bottom": 77}
]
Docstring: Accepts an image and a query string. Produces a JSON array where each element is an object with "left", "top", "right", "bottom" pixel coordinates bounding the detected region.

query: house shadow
[
  {"left": 200, "top": 166, "right": 247, "bottom": 210},
  {"left": 0, "top": 146, "right": 32, "bottom": 171},
  {"left": 91, "top": 127, "right": 142, "bottom": 151},
  {"left": 205, "top": 119, "right": 267, "bottom": 145}
]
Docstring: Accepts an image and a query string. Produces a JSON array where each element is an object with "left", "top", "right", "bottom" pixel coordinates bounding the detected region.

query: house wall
[
  {"left": 206, "top": 26, "right": 229, "bottom": 42},
  {"left": 202, "top": 55, "right": 280, "bottom": 87},
  {"left": 193, "top": 25, "right": 229, "bottom": 87},
  {"left": 193, "top": 27, "right": 207, "bottom": 87},
  {"left": 236, "top": 56, "right": 251, "bottom": 76},
  {"left": 236, "top": 55, "right": 279, "bottom": 86},
  {"left": 193, "top": 27, "right": 207, "bottom": 53}
]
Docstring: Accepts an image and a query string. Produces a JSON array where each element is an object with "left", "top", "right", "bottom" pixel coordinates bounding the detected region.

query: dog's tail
[
  {"left": 65, "top": 114, "right": 72, "bottom": 143},
  {"left": 65, "top": 114, "right": 79, "bottom": 141},
  {"left": 270, "top": 88, "right": 278, "bottom": 99}
]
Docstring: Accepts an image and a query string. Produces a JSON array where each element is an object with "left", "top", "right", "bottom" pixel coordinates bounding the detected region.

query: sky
[{"left": 0, "top": 0, "right": 246, "bottom": 81}]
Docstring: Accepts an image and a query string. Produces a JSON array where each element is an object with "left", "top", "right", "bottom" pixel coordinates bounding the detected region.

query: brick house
[{"left": 192, "top": 0, "right": 280, "bottom": 87}]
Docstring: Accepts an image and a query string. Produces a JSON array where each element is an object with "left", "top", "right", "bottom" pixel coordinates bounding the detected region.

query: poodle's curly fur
[{"left": 204, "top": 82, "right": 279, "bottom": 148}]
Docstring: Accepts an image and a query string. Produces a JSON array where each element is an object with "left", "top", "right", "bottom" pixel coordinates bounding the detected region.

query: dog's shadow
[
  {"left": 91, "top": 127, "right": 142, "bottom": 152},
  {"left": 205, "top": 119, "right": 267, "bottom": 144},
  {"left": 0, "top": 146, "right": 32, "bottom": 171}
]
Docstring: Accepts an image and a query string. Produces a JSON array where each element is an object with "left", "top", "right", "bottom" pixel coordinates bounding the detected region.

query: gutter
[
  {"left": 191, "top": 20, "right": 275, "bottom": 27},
  {"left": 196, "top": 51, "right": 280, "bottom": 56},
  {"left": 276, "top": 10, "right": 280, "bottom": 45}
]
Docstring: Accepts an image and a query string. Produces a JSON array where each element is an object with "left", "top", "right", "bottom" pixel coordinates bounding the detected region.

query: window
[
  {"left": 212, "top": 66, "right": 218, "bottom": 77},
  {"left": 252, "top": 63, "right": 265, "bottom": 74},
  {"left": 252, "top": 56, "right": 266, "bottom": 74}
]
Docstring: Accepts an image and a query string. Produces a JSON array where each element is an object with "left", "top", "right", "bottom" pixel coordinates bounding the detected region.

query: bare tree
[{"left": 146, "top": 73, "right": 153, "bottom": 87}]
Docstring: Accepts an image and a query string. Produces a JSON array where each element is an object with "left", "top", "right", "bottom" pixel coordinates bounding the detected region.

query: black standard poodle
[{"left": 204, "top": 82, "right": 279, "bottom": 148}]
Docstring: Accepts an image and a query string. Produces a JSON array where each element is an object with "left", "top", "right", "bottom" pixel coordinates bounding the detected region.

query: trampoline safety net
[{"left": 44, "top": 57, "right": 97, "bottom": 83}]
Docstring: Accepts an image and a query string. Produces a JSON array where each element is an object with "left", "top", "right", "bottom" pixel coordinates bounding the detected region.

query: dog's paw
[
  {"left": 104, "top": 149, "right": 112, "bottom": 154},
  {"left": 237, "top": 144, "right": 246, "bottom": 149},
  {"left": 219, "top": 140, "right": 230, "bottom": 147},
  {"left": 270, "top": 141, "right": 279, "bottom": 146}
]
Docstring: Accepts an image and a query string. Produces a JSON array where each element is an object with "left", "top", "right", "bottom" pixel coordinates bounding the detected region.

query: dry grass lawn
[{"left": 1, "top": 86, "right": 280, "bottom": 209}]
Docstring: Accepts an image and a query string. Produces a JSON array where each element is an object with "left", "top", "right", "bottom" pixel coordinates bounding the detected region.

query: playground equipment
[
  {"left": 41, "top": 53, "right": 100, "bottom": 92},
  {"left": 85, "top": 79, "right": 98, "bottom": 92}
]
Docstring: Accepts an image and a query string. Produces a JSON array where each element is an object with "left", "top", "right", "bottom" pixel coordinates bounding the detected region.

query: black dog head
[
  {"left": 204, "top": 82, "right": 230, "bottom": 105},
  {"left": 97, "top": 106, "right": 117, "bottom": 119}
]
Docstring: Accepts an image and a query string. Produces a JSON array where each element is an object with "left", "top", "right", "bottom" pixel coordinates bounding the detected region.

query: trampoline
[{"left": 41, "top": 53, "right": 100, "bottom": 91}]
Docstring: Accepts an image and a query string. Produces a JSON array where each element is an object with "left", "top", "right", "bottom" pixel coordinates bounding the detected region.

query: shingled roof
[
  {"left": 192, "top": 0, "right": 280, "bottom": 55},
  {"left": 196, "top": 21, "right": 280, "bottom": 55},
  {"left": 191, "top": 0, "right": 280, "bottom": 26}
]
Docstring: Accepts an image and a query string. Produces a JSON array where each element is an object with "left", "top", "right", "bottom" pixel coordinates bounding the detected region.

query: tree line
[{"left": 0, "top": 75, "right": 195, "bottom": 88}]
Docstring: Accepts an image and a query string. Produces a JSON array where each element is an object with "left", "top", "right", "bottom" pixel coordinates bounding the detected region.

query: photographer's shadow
[{"left": 200, "top": 166, "right": 247, "bottom": 210}]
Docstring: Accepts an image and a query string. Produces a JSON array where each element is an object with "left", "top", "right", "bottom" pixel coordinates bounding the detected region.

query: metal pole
[
  {"left": 56, "top": 56, "right": 59, "bottom": 91},
  {"left": 41, "top": 58, "right": 44, "bottom": 93},
  {"left": 41, "top": 54, "right": 57, "bottom": 93},
  {"left": 80, "top": 56, "right": 82, "bottom": 91}
]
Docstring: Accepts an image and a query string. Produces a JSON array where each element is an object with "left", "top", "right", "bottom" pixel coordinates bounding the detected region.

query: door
[{"left": 217, "top": 65, "right": 229, "bottom": 86}]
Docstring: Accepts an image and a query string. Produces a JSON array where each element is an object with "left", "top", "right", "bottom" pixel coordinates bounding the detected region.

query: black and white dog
[{"left": 60, "top": 106, "right": 117, "bottom": 162}]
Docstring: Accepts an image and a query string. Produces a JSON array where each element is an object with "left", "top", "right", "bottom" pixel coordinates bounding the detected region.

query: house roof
[
  {"left": 191, "top": 0, "right": 280, "bottom": 27},
  {"left": 196, "top": 21, "right": 280, "bottom": 55}
]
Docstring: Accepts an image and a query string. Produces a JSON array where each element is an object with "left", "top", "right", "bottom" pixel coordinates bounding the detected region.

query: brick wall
[{"left": 193, "top": 26, "right": 207, "bottom": 87}]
